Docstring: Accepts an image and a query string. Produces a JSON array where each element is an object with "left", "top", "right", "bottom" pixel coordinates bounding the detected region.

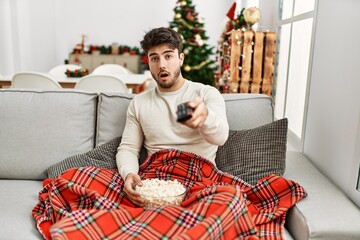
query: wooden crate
[{"left": 218, "top": 29, "right": 276, "bottom": 96}]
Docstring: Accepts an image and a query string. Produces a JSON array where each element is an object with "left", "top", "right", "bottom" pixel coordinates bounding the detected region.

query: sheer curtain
[
  {"left": 0, "top": 0, "right": 17, "bottom": 75},
  {"left": 0, "top": 0, "right": 228, "bottom": 76},
  {"left": 0, "top": 0, "right": 57, "bottom": 75}
]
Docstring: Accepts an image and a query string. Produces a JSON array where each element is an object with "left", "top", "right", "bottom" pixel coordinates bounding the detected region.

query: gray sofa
[{"left": 0, "top": 89, "right": 359, "bottom": 239}]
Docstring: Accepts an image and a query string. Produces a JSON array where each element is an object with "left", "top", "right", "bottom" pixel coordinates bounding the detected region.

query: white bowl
[
  {"left": 136, "top": 179, "right": 187, "bottom": 208},
  {"left": 140, "top": 190, "right": 187, "bottom": 208}
]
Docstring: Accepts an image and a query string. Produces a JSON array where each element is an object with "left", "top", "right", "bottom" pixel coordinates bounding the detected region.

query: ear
[{"left": 179, "top": 53, "right": 185, "bottom": 66}]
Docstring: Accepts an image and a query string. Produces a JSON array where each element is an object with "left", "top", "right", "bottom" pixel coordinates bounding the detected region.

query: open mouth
[{"left": 159, "top": 71, "right": 169, "bottom": 78}]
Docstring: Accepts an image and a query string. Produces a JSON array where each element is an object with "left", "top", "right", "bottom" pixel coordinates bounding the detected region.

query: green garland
[
  {"left": 73, "top": 44, "right": 144, "bottom": 56},
  {"left": 65, "top": 68, "right": 89, "bottom": 78}
]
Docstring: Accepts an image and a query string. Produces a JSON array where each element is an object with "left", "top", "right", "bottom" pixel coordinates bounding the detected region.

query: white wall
[
  {"left": 0, "top": 1, "right": 15, "bottom": 74},
  {"left": 0, "top": 0, "right": 234, "bottom": 75},
  {"left": 304, "top": 0, "right": 360, "bottom": 206},
  {"left": 258, "top": 0, "right": 276, "bottom": 32}
]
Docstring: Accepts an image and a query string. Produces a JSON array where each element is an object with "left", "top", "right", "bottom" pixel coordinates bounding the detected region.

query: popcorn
[{"left": 136, "top": 179, "right": 187, "bottom": 208}]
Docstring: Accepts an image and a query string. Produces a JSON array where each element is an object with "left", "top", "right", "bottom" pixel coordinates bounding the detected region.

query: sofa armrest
[{"left": 284, "top": 151, "right": 360, "bottom": 239}]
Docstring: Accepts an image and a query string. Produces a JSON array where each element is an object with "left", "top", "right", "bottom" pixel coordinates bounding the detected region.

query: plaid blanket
[{"left": 33, "top": 149, "right": 307, "bottom": 240}]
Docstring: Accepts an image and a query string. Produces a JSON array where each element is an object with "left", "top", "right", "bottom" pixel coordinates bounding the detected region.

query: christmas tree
[{"left": 169, "top": 0, "right": 215, "bottom": 86}]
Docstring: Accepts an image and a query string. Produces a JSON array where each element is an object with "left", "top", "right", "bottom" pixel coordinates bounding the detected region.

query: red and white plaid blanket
[{"left": 33, "top": 149, "right": 306, "bottom": 240}]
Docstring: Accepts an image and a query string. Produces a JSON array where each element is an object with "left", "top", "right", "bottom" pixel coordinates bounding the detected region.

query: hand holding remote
[
  {"left": 176, "top": 102, "right": 194, "bottom": 123},
  {"left": 176, "top": 97, "right": 208, "bottom": 128}
]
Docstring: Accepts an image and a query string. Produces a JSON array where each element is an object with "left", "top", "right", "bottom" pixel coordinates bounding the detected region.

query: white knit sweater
[{"left": 116, "top": 80, "right": 229, "bottom": 180}]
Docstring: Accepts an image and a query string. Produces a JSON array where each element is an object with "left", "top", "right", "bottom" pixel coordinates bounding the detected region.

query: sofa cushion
[
  {"left": 215, "top": 118, "right": 288, "bottom": 185},
  {"left": 0, "top": 89, "right": 97, "bottom": 180},
  {"left": 44, "top": 137, "right": 122, "bottom": 179},
  {"left": 222, "top": 93, "right": 273, "bottom": 130},
  {"left": 96, "top": 93, "right": 134, "bottom": 146},
  {"left": 0, "top": 179, "right": 43, "bottom": 239},
  {"left": 96, "top": 93, "right": 274, "bottom": 146}
]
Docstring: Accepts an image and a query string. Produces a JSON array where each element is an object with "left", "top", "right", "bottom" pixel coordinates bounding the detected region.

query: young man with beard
[{"left": 116, "top": 27, "right": 229, "bottom": 206}]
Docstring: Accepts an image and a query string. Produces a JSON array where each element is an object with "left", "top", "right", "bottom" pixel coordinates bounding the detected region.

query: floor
[{"left": 287, "top": 140, "right": 298, "bottom": 152}]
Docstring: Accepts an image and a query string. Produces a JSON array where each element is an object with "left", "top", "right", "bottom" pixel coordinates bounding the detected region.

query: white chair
[
  {"left": 12, "top": 72, "right": 62, "bottom": 89},
  {"left": 92, "top": 64, "right": 132, "bottom": 75},
  {"left": 48, "top": 64, "right": 81, "bottom": 77},
  {"left": 74, "top": 74, "right": 128, "bottom": 93}
]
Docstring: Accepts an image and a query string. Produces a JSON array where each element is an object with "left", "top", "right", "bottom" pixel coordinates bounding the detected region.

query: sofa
[{"left": 0, "top": 89, "right": 359, "bottom": 240}]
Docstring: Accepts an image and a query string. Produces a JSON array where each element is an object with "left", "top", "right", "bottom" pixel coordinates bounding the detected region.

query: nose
[{"left": 158, "top": 57, "right": 166, "bottom": 70}]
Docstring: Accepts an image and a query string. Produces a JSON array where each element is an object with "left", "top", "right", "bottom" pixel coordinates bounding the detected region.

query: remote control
[{"left": 176, "top": 102, "right": 194, "bottom": 122}]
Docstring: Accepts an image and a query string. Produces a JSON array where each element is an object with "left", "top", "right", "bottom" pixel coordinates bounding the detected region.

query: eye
[
  {"left": 165, "top": 54, "right": 173, "bottom": 60},
  {"left": 150, "top": 56, "right": 159, "bottom": 62}
]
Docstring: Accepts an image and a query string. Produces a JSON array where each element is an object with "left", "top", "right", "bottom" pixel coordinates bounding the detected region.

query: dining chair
[
  {"left": 12, "top": 72, "right": 62, "bottom": 89},
  {"left": 74, "top": 74, "right": 128, "bottom": 93},
  {"left": 48, "top": 64, "right": 81, "bottom": 77},
  {"left": 92, "top": 64, "right": 132, "bottom": 75}
]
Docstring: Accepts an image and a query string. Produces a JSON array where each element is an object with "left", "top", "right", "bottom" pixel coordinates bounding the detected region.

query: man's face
[{"left": 147, "top": 44, "right": 184, "bottom": 91}]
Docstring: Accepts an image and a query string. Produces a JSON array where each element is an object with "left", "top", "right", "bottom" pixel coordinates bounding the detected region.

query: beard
[{"left": 151, "top": 67, "right": 181, "bottom": 89}]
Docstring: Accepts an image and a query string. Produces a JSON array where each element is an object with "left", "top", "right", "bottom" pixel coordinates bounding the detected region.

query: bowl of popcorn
[{"left": 135, "top": 179, "right": 187, "bottom": 208}]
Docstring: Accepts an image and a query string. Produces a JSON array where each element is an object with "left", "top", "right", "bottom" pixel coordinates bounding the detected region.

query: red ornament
[
  {"left": 142, "top": 56, "right": 149, "bottom": 65},
  {"left": 186, "top": 12, "right": 195, "bottom": 21}
]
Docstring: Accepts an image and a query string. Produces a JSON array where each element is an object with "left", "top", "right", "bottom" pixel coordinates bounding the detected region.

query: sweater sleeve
[
  {"left": 199, "top": 87, "right": 229, "bottom": 146},
  {"left": 116, "top": 99, "right": 143, "bottom": 180}
]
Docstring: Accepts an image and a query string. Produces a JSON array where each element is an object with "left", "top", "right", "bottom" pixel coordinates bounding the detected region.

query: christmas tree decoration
[
  {"left": 197, "top": 16, "right": 204, "bottom": 24},
  {"left": 226, "top": 2, "right": 237, "bottom": 20},
  {"left": 243, "top": 7, "right": 261, "bottom": 27},
  {"left": 233, "top": 8, "right": 247, "bottom": 30},
  {"left": 169, "top": 0, "right": 215, "bottom": 86},
  {"left": 194, "top": 34, "right": 204, "bottom": 46},
  {"left": 186, "top": 12, "right": 195, "bottom": 21},
  {"left": 65, "top": 68, "right": 89, "bottom": 78},
  {"left": 221, "top": 2, "right": 262, "bottom": 34}
]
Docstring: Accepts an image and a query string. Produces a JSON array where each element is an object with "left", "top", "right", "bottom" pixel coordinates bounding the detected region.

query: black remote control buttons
[{"left": 176, "top": 102, "right": 193, "bottom": 122}]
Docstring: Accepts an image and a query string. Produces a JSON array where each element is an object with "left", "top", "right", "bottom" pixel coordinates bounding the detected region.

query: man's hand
[
  {"left": 123, "top": 173, "right": 144, "bottom": 207},
  {"left": 183, "top": 97, "right": 208, "bottom": 129}
]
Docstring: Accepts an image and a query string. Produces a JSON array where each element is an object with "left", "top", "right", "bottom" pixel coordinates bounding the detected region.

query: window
[{"left": 274, "top": 0, "right": 317, "bottom": 150}]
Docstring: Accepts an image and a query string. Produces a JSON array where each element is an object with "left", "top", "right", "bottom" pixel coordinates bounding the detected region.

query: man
[{"left": 116, "top": 27, "right": 229, "bottom": 206}]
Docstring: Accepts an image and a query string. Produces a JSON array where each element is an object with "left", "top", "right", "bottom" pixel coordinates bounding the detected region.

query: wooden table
[{"left": 0, "top": 73, "right": 151, "bottom": 93}]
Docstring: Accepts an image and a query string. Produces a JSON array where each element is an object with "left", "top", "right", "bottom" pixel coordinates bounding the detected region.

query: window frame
[{"left": 273, "top": 0, "right": 319, "bottom": 152}]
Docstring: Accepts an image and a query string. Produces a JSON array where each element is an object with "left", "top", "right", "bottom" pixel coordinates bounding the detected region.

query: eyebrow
[{"left": 148, "top": 49, "right": 175, "bottom": 57}]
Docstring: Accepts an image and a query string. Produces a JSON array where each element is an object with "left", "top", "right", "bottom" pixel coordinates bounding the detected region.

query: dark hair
[{"left": 140, "top": 27, "right": 183, "bottom": 55}]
